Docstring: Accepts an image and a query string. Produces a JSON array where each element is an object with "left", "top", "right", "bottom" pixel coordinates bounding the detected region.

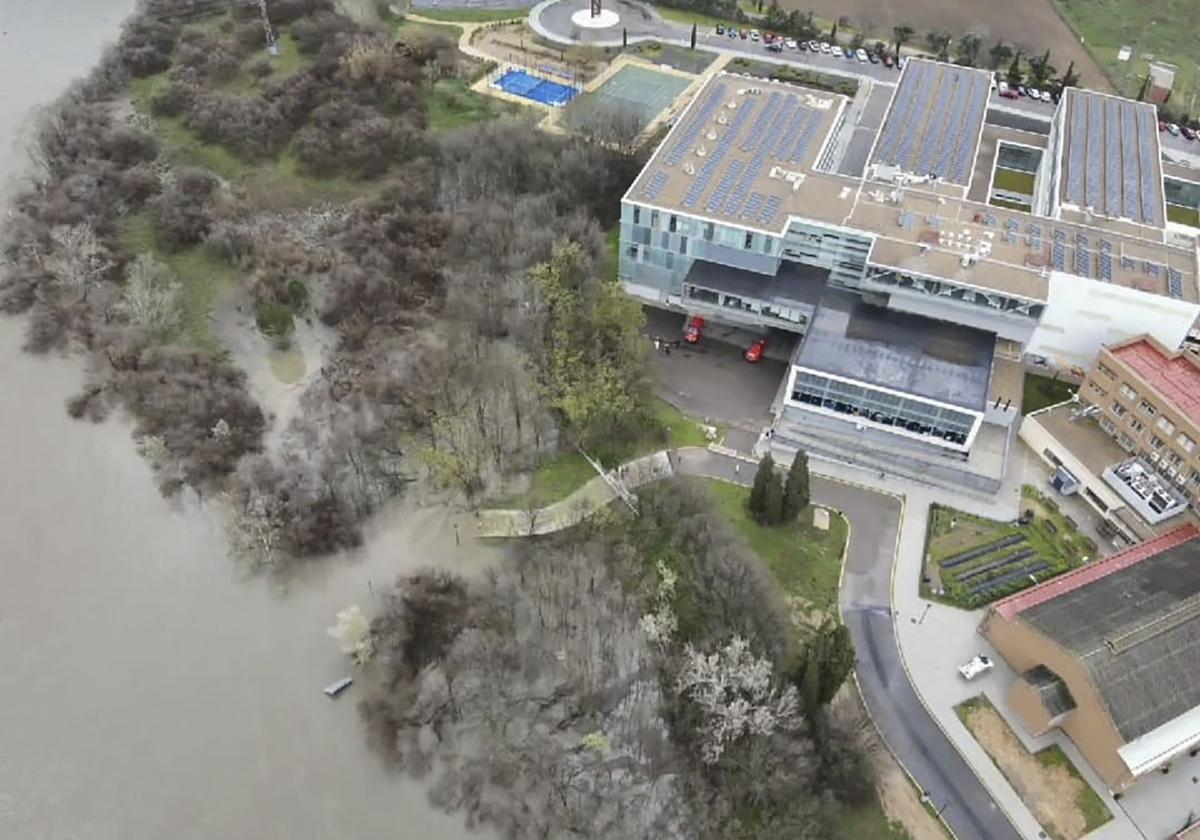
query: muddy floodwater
[{"left": 0, "top": 3, "right": 494, "bottom": 838}]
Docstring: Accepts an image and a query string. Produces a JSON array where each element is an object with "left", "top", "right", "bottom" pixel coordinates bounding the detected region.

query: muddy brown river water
[{"left": 0, "top": 3, "right": 495, "bottom": 838}]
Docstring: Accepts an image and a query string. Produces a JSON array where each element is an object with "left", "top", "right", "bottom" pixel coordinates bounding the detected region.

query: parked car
[
  {"left": 882, "top": 54, "right": 894, "bottom": 68},
  {"left": 750, "top": 29, "right": 760, "bottom": 41},
  {"left": 830, "top": 45, "right": 842, "bottom": 57},
  {"left": 1159, "top": 119, "right": 1168, "bottom": 132},
  {"left": 1027, "top": 86, "right": 1041, "bottom": 100},
  {"left": 683, "top": 316, "right": 705, "bottom": 344},
  {"left": 739, "top": 28, "right": 748, "bottom": 39},
  {"left": 808, "top": 40, "right": 820, "bottom": 51},
  {"left": 715, "top": 24, "right": 724, "bottom": 34},
  {"left": 1182, "top": 126, "right": 1198, "bottom": 141},
  {"left": 997, "top": 80, "right": 1009, "bottom": 94},
  {"left": 785, "top": 38, "right": 797, "bottom": 50},
  {"left": 999, "top": 88, "right": 1019, "bottom": 99},
  {"left": 1166, "top": 123, "right": 1181, "bottom": 136},
  {"left": 745, "top": 339, "right": 768, "bottom": 363},
  {"left": 958, "top": 655, "right": 994, "bottom": 681},
  {"left": 1017, "top": 85, "right": 1028, "bottom": 97},
  {"left": 819, "top": 41, "right": 831, "bottom": 53},
  {"left": 867, "top": 51, "right": 880, "bottom": 63},
  {"left": 855, "top": 48, "right": 868, "bottom": 62},
  {"left": 768, "top": 41, "right": 783, "bottom": 52},
  {"left": 898, "top": 56, "right": 908, "bottom": 70},
  {"left": 324, "top": 677, "right": 354, "bottom": 698},
  {"left": 1039, "top": 89, "right": 1052, "bottom": 103}
]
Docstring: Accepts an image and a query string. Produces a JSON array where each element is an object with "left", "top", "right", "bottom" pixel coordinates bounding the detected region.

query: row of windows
[
  {"left": 629, "top": 205, "right": 773, "bottom": 252},
  {"left": 791, "top": 371, "right": 976, "bottom": 446},
  {"left": 685, "top": 285, "right": 808, "bottom": 324},
  {"left": 865, "top": 271, "right": 1044, "bottom": 318}
]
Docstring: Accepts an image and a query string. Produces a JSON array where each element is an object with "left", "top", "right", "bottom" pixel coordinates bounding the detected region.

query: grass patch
[
  {"left": 1167, "top": 203, "right": 1200, "bottom": 227},
  {"left": 726, "top": 57, "right": 858, "bottom": 96},
  {"left": 990, "top": 197, "right": 1033, "bottom": 212},
  {"left": 701, "top": 478, "right": 849, "bottom": 612},
  {"left": 223, "top": 32, "right": 309, "bottom": 93},
  {"left": 395, "top": 17, "right": 464, "bottom": 43},
  {"left": 1050, "top": 0, "right": 1197, "bottom": 120},
  {"left": 499, "top": 398, "right": 718, "bottom": 508},
  {"left": 425, "top": 77, "right": 515, "bottom": 130},
  {"left": 652, "top": 5, "right": 738, "bottom": 27},
  {"left": 1022, "top": 372, "right": 1075, "bottom": 414},
  {"left": 957, "top": 695, "right": 1111, "bottom": 840},
  {"left": 118, "top": 210, "right": 239, "bottom": 351},
  {"left": 411, "top": 6, "right": 527, "bottom": 23},
  {"left": 922, "top": 487, "right": 1095, "bottom": 609},
  {"left": 1036, "top": 746, "right": 1112, "bottom": 834},
  {"left": 626, "top": 41, "right": 719, "bottom": 74},
  {"left": 992, "top": 167, "right": 1036, "bottom": 195},
  {"left": 836, "top": 800, "right": 914, "bottom": 840}
]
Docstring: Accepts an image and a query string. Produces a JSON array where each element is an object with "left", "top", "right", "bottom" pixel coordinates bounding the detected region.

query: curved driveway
[{"left": 676, "top": 450, "right": 1023, "bottom": 840}]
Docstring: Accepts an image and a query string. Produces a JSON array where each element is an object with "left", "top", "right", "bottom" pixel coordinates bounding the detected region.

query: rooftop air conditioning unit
[
  {"left": 1150, "top": 452, "right": 1161, "bottom": 463},
  {"left": 1177, "top": 473, "right": 1188, "bottom": 486},
  {"left": 1167, "top": 466, "right": 1178, "bottom": 479}
]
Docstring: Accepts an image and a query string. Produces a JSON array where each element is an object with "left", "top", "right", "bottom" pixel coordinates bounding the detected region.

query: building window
[
  {"left": 1097, "top": 362, "right": 1117, "bottom": 381},
  {"left": 1111, "top": 401, "right": 1127, "bottom": 417},
  {"left": 669, "top": 214, "right": 677, "bottom": 233},
  {"left": 665, "top": 252, "right": 674, "bottom": 269},
  {"left": 1119, "top": 384, "right": 1138, "bottom": 401},
  {"left": 680, "top": 236, "right": 688, "bottom": 256},
  {"left": 1130, "top": 417, "right": 1146, "bottom": 434},
  {"left": 661, "top": 231, "right": 670, "bottom": 249},
  {"left": 650, "top": 210, "right": 659, "bottom": 229},
  {"left": 1099, "top": 416, "right": 1117, "bottom": 436},
  {"left": 1178, "top": 434, "right": 1195, "bottom": 454},
  {"left": 1090, "top": 381, "right": 1108, "bottom": 397},
  {"left": 1084, "top": 488, "right": 1109, "bottom": 512},
  {"left": 1139, "top": 399, "right": 1157, "bottom": 417},
  {"left": 744, "top": 231, "right": 754, "bottom": 249},
  {"left": 687, "top": 286, "right": 720, "bottom": 304},
  {"left": 627, "top": 243, "right": 639, "bottom": 260},
  {"left": 704, "top": 222, "right": 714, "bottom": 242},
  {"left": 1168, "top": 451, "right": 1184, "bottom": 466},
  {"left": 1150, "top": 435, "right": 1166, "bottom": 450},
  {"left": 632, "top": 206, "right": 640, "bottom": 225},
  {"left": 1156, "top": 416, "right": 1176, "bottom": 436},
  {"left": 1191, "top": 468, "right": 1200, "bottom": 486},
  {"left": 1118, "top": 433, "right": 1136, "bottom": 452},
  {"left": 762, "top": 235, "right": 772, "bottom": 254}
]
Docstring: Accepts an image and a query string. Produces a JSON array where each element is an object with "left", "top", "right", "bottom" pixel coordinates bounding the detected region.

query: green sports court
[{"left": 563, "top": 64, "right": 693, "bottom": 135}]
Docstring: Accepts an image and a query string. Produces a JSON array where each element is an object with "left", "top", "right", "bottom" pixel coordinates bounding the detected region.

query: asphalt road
[{"left": 675, "top": 448, "right": 1024, "bottom": 840}]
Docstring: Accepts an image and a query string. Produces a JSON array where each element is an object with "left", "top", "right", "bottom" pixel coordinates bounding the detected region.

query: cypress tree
[
  {"left": 783, "top": 448, "right": 810, "bottom": 522},
  {"left": 763, "top": 470, "right": 785, "bottom": 526},
  {"left": 748, "top": 453, "right": 775, "bottom": 521},
  {"left": 690, "top": 22, "right": 697, "bottom": 50}
]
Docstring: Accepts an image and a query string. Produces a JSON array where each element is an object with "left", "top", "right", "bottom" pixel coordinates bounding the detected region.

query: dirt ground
[
  {"left": 778, "top": 0, "right": 1111, "bottom": 93},
  {"left": 963, "top": 705, "right": 1089, "bottom": 840},
  {"left": 474, "top": 23, "right": 610, "bottom": 80}
]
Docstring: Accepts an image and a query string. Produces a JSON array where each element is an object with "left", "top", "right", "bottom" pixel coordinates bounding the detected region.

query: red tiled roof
[
  {"left": 994, "top": 523, "right": 1200, "bottom": 620},
  {"left": 1111, "top": 339, "right": 1200, "bottom": 427}
]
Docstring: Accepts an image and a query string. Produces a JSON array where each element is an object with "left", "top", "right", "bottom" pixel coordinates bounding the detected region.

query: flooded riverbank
[{"left": 0, "top": 4, "right": 495, "bottom": 838}]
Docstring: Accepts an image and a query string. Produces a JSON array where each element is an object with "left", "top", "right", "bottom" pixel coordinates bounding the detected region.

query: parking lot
[{"left": 644, "top": 307, "right": 792, "bottom": 437}]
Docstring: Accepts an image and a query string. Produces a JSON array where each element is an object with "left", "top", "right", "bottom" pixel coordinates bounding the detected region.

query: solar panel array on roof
[
  {"left": 1136, "top": 107, "right": 1161, "bottom": 226},
  {"left": 759, "top": 194, "right": 782, "bottom": 225},
  {"left": 951, "top": 76, "right": 990, "bottom": 183},
  {"left": 1120, "top": 104, "right": 1139, "bottom": 219},
  {"left": 1104, "top": 99, "right": 1122, "bottom": 213},
  {"left": 1067, "top": 94, "right": 1087, "bottom": 205},
  {"left": 1085, "top": 96, "right": 1103, "bottom": 209},
  {"left": 642, "top": 171, "right": 668, "bottom": 201},
  {"left": 666, "top": 82, "right": 726, "bottom": 166}
]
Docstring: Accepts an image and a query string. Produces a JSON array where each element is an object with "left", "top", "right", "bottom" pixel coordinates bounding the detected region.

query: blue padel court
[{"left": 492, "top": 68, "right": 578, "bottom": 107}]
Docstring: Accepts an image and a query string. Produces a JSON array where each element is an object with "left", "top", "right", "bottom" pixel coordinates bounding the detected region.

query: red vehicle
[
  {"left": 745, "top": 338, "right": 767, "bottom": 363},
  {"left": 999, "top": 88, "right": 1019, "bottom": 99},
  {"left": 882, "top": 54, "right": 894, "bottom": 68},
  {"left": 683, "top": 315, "right": 705, "bottom": 344}
]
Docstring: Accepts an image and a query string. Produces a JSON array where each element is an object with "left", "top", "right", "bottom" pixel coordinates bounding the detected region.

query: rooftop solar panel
[
  {"left": 950, "top": 76, "right": 989, "bottom": 183},
  {"left": 1137, "top": 107, "right": 1160, "bottom": 225},
  {"left": 704, "top": 159, "right": 743, "bottom": 213},
  {"left": 1120, "top": 103, "right": 1140, "bottom": 219},
  {"left": 1085, "top": 94, "right": 1103, "bottom": 209},
  {"left": 642, "top": 171, "right": 669, "bottom": 201},
  {"left": 1067, "top": 92, "right": 1087, "bottom": 205},
  {"left": 742, "top": 191, "right": 765, "bottom": 220},
  {"left": 874, "top": 61, "right": 925, "bottom": 164},
  {"left": 895, "top": 65, "right": 936, "bottom": 167},
  {"left": 665, "top": 82, "right": 726, "bottom": 166},
  {"left": 759, "top": 195, "right": 782, "bottom": 225},
  {"left": 1104, "top": 99, "right": 1122, "bottom": 216},
  {"left": 916, "top": 74, "right": 958, "bottom": 176},
  {"left": 740, "top": 91, "right": 781, "bottom": 152}
]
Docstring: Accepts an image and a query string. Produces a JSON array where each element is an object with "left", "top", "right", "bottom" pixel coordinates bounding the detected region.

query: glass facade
[
  {"left": 618, "top": 200, "right": 872, "bottom": 299},
  {"left": 788, "top": 367, "right": 979, "bottom": 448},
  {"left": 864, "top": 268, "right": 1045, "bottom": 318}
]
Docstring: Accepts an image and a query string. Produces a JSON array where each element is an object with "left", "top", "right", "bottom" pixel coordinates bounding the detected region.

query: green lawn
[
  {"left": 991, "top": 198, "right": 1033, "bottom": 212},
  {"left": 501, "top": 398, "right": 717, "bottom": 508},
  {"left": 1023, "top": 372, "right": 1076, "bottom": 414},
  {"left": 409, "top": 6, "right": 528, "bottom": 22},
  {"left": 395, "top": 17, "right": 464, "bottom": 43},
  {"left": 118, "top": 210, "right": 239, "bottom": 351},
  {"left": 1051, "top": 0, "right": 1197, "bottom": 120},
  {"left": 702, "top": 478, "right": 849, "bottom": 612},
  {"left": 992, "top": 167, "right": 1036, "bottom": 195},
  {"left": 1167, "top": 203, "right": 1200, "bottom": 227},
  {"left": 425, "top": 77, "right": 515, "bottom": 130},
  {"left": 223, "top": 32, "right": 308, "bottom": 93},
  {"left": 625, "top": 41, "right": 720, "bottom": 74},
  {"left": 836, "top": 800, "right": 914, "bottom": 840},
  {"left": 652, "top": 4, "right": 738, "bottom": 27},
  {"left": 923, "top": 487, "right": 1096, "bottom": 608}
]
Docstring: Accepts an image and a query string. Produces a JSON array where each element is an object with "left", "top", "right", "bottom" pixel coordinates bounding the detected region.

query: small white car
[
  {"left": 830, "top": 45, "right": 843, "bottom": 58},
  {"left": 750, "top": 29, "right": 760, "bottom": 41},
  {"left": 856, "top": 48, "right": 868, "bottom": 62},
  {"left": 1040, "top": 89, "right": 1052, "bottom": 103},
  {"left": 819, "top": 42, "right": 831, "bottom": 54},
  {"left": 785, "top": 38, "right": 797, "bottom": 50},
  {"left": 958, "top": 654, "right": 994, "bottom": 681},
  {"left": 1028, "top": 86, "right": 1041, "bottom": 101}
]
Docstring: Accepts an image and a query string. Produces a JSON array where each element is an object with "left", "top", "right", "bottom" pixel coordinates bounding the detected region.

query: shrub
[{"left": 255, "top": 301, "right": 295, "bottom": 338}]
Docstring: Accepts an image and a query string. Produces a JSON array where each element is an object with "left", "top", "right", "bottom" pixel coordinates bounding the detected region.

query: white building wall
[{"left": 1025, "top": 272, "right": 1200, "bottom": 371}]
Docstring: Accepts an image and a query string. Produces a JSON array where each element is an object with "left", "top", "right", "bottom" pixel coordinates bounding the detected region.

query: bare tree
[
  {"left": 47, "top": 224, "right": 111, "bottom": 301},
  {"left": 118, "top": 253, "right": 182, "bottom": 337}
]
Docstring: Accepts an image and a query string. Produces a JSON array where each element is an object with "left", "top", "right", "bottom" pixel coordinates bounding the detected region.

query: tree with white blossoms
[
  {"left": 327, "top": 605, "right": 374, "bottom": 665},
  {"left": 676, "top": 635, "right": 801, "bottom": 764},
  {"left": 48, "top": 223, "right": 112, "bottom": 301},
  {"left": 119, "top": 253, "right": 182, "bottom": 338}
]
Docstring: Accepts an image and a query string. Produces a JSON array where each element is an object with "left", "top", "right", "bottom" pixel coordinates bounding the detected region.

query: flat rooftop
[
  {"left": 1111, "top": 338, "right": 1200, "bottom": 426},
  {"left": 625, "top": 71, "right": 1199, "bottom": 305},
  {"left": 795, "top": 289, "right": 994, "bottom": 411},
  {"left": 1057, "top": 88, "right": 1164, "bottom": 228},
  {"left": 869, "top": 59, "right": 992, "bottom": 188}
]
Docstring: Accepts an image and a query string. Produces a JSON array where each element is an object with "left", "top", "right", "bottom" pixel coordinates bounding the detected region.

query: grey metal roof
[
  {"left": 682, "top": 259, "right": 828, "bottom": 308},
  {"left": 1021, "top": 537, "right": 1200, "bottom": 741},
  {"left": 794, "top": 289, "right": 995, "bottom": 411}
]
